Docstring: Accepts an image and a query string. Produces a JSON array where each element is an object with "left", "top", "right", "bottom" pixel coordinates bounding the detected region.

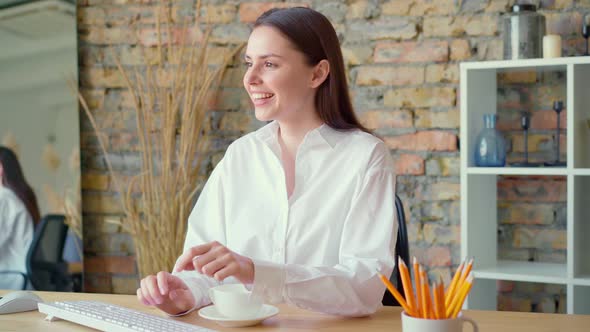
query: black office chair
[
  {"left": 382, "top": 194, "right": 410, "bottom": 306},
  {"left": 26, "top": 214, "right": 75, "bottom": 291}
]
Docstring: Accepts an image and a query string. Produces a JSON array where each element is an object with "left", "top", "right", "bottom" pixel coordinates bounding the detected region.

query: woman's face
[{"left": 243, "top": 26, "right": 319, "bottom": 123}]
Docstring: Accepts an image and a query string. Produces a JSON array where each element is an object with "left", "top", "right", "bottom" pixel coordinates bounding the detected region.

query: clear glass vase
[{"left": 474, "top": 114, "right": 506, "bottom": 167}]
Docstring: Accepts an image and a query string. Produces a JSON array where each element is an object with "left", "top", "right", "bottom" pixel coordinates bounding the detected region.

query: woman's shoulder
[{"left": 0, "top": 187, "right": 27, "bottom": 213}]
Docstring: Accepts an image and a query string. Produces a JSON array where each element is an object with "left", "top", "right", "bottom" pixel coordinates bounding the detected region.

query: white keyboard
[{"left": 38, "top": 300, "right": 217, "bottom": 332}]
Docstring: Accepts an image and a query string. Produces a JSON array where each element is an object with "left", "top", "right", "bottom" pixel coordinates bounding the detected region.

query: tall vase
[{"left": 474, "top": 114, "right": 506, "bottom": 167}]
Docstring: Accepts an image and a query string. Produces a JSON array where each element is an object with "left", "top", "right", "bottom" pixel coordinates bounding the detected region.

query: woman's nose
[{"left": 244, "top": 67, "right": 262, "bottom": 85}]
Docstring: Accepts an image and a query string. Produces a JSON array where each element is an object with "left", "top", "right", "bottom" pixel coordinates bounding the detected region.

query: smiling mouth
[{"left": 252, "top": 93, "right": 275, "bottom": 100}]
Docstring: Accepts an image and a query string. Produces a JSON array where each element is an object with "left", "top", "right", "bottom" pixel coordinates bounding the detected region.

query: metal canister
[{"left": 503, "top": 4, "right": 546, "bottom": 60}]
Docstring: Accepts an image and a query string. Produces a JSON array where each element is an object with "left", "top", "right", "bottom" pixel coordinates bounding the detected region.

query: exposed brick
[
  {"left": 82, "top": 173, "right": 110, "bottom": 191},
  {"left": 450, "top": 39, "right": 471, "bottom": 61},
  {"left": 415, "top": 109, "right": 459, "bottom": 129},
  {"left": 423, "top": 224, "right": 460, "bottom": 245},
  {"left": 384, "top": 87, "right": 456, "bottom": 108},
  {"left": 498, "top": 178, "right": 567, "bottom": 203},
  {"left": 382, "top": 0, "right": 455, "bottom": 16},
  {"left": 201, "top": 4, "right": 237, "bottom": 24},
  {"left": 112, "top": 276, "right": 140, "bottom": 294},
  {"left": 356, "top": 66, "right": 424, "bottom": 86},
  {"left": 346, "top": 18, "right": 417, "bottom": 41},
  {"left": 138, "top": 27, "right": 202, "bottom": 47},
  {"left": 423, "top": 15, "right": 498, "bottom": 37},
  {"left": 513, "top": 228, "right": 567, "bottom": 250},
  {"left": 384, "top": 131, "right": 457, "bottom": 151},
  {"left": 359, "top": 110, "right": 413, "bottom": 130},
  {"left": 346, "top": 0, "right": 378, "bottom": 19},
  {"left": 342, "top": 46, "right": 373, "bottom": 66},
  {"left": 79, "top": 27, "right": 138, "bottom": 45},
  {"left": 499, "top": 203, "right": 555, "bottom": 225},
  {"left": 394, "top": 153, "right": 425, "bottom": 175},
  {"left": 84, "top": 274, "right": 112, "bottom": 293},
  {"left": 412, "top": 246, "right": 452, "bottom": 267},
  {"left": 85, "top": 255, "right": 137, "bottom": 274},
  {"left": 418, "top": 182, "right": 460, "bottom": 201},
  {"left": 79, "top": 68, "right": 127, "bottom": 88},
  {"left": 218, "top": 112, "right": 254, "bottom": 132},
  {"left": 426, "top": 157, "right": 460, "bottom": 176},
  {"left": 498, "top": 72, "right": 538, "bottom": 84},
  {"left": 473, "top": 38, "right": 503, "bottom": 60},
  {"left": 485, "top": 0, "right": 510, "bottom": 12},
  {"left": 545, "top": 12, "right": 582, "bottom": 35},
  {"left": 238, "top": 2, "right": 309, "bottom": 23},
  {"left": 511, "top": 133, "right": 562, "bottom": 153},
  {"left": 374, "top": 41, "right": 449, "bottom": 63},
  {"left": 82, "top": 193, "right": 126, "bottom": 214},
  {"left": 425, "top": 64, "right": 459, "bottom": 83}
]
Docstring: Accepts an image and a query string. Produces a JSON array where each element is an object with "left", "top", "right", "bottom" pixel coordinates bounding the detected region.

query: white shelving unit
[{"left": 460, "top": 57, "right": 590, "bottom": 314}]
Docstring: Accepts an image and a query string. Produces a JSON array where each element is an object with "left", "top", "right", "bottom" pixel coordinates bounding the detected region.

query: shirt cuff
[
  {"left": 169, "top": 270, "right": 210, "bottom": 316},
  {"left": 251, "top": 258, "right": 286, "bottom": 304}
]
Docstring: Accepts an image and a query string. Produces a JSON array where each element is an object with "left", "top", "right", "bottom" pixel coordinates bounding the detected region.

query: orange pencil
[
  {"left": 432, "top": 282, "right": 441, "bottom": 319},
  {"left": 446, "top": 273, "right": 473, "bottom": 318},
  {"left": 445, "top": 260, "right": 465, "bottom": 307},
  {"left": 421, "top": 270, "right": 433, "bottom": 319},
  {"left": 412, "top": 257, "right": 421, "bottom": 317},
  {"left": 398, "top": 257, "right": 416, "bottom": 315},
  {"left": 450, "top": 273, "right": 474, "bottom": 318},
  {"left": 437, "top": 278, "right": 446, "bottom": 319},
  {"left": 378, "top": 272, "right": 413, "bottom": 315}
]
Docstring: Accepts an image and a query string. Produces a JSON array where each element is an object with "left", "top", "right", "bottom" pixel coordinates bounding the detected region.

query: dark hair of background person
[
  {"left": 0, "top": 146, "right": 41, "bottom": 225},
  {"left": 254, "top": 7, "right": 373, "bottom": 134}
]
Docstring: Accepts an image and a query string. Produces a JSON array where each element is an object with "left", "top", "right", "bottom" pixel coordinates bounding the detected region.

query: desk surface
[{"left": 1, "top": 290, "right": 590, "bottom": 331}]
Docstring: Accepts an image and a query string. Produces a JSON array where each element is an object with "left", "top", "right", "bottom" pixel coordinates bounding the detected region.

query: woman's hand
[
  {"left": 137, "top": 271, "right": 195, "bottom": 315},
  {"left": 173, "top": 241, "right": 255, "bottom": 284}
]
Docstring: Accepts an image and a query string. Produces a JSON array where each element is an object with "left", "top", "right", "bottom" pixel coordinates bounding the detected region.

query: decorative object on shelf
[
  {"left": 544, "top": 101, "right": 566, "bottom": 167},
  {"left": 474, "top": 114, "right": 506, "bottom": 167},
  {"left": 583, "top": 13, "right": 589, "bottom": 56},
  {"left": 503, "top": 4, "right": 546, "bottom": 60},
  {"left": 511, "top": 111, "right": 540, "bottom": 167},
  {"left": 543, "top": 34, "right": 562, "bottom": 58}
]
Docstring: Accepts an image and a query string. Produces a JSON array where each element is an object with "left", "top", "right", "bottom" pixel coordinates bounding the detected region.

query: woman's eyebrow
[{"left": 244, "top": 53, "right": 284, "bottom": 60}]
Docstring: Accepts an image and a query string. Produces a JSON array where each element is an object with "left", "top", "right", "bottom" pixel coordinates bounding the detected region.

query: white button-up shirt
[
  {"left": 174, "top": 121, "right": 397, "bottom": 316},
  {"left": 0, "top": 186, "right": 33, "bottom": 289}
]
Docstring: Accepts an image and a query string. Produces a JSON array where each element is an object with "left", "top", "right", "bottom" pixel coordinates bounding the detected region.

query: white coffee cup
[
  {"left": 401, "top": 311, "right": 478, "bottom": 332},
  {"left": 208, "top": 284, "right": 263, "bottom": 319}
]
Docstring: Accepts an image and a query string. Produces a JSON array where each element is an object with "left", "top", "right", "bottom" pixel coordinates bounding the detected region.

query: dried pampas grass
[{"left": 75, "top": 1, "right": 244, "bottom": 277}]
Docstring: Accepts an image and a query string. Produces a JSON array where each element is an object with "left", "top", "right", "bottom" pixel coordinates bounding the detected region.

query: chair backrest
[
  {"left": 26, "top": 214, "right": 72, "bottom": 291},
  {"left": 382, "top": 194, "right": 410, "bottom": 306}
]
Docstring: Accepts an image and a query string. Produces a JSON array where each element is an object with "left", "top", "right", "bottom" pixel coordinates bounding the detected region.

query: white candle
[{"left": 543, "top": 34, "right": 562, "bottom": 58}]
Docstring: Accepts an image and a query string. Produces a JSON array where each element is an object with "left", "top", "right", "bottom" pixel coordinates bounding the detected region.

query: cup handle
[
  {"left": 461, "top": 316, "right": 479, "bottom": 332},
  {"left": 208, "top": 288, "right": 215, "bottom": 303}
]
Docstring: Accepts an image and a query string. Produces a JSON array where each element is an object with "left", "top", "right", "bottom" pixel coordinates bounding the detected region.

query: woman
[
  {"left": 0, "top": 146, "right": 39, "bottom": 288},
  {"left": 137, "top": 7, "right": 397, "bottom": 317}
]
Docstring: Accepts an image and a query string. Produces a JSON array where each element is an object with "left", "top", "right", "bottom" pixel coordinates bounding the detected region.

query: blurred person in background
[{"left": 0, "top": 146, "right": 40, "bottom": 289}]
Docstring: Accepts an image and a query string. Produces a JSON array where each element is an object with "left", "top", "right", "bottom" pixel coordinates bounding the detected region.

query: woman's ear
[{"left": 310, "top": 59, "right": 330, "bottom": 89}]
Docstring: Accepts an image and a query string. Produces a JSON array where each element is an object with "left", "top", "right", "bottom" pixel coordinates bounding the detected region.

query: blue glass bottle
[{"left": 474, "top": 114, "right": 506, "bottom": 167}]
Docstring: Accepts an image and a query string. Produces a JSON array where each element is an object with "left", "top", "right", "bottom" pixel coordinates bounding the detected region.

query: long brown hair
[
  {"left": 254, "top": 7, "right": 372, "bottom": 134},
  {"left": 0, "top": 146, "right": 41, "bottom": 225}
]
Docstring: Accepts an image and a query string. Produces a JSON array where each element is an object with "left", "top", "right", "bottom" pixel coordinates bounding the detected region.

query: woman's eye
[
  {"left": 243, "top": 61, "right": 253, "bottom": 68},
  {"left": 264, "top": 61, "right": 276, "bottom": 68}
]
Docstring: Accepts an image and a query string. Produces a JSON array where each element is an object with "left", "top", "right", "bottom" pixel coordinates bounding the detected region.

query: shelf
[
  {"left": 467, "top": 167, "right": 568, "bottom": 176},
  {"left": 461, "top": 57, "right": 590, "bottom": 72},
  {"left": 572, "top": 169, "right": 590, "bottom": 176},
  {"left": 473, "top": 261, "right": 567, "bottom": 284},
  {"left": 572, "top": 277, "right": 590, "bottom": 286}
]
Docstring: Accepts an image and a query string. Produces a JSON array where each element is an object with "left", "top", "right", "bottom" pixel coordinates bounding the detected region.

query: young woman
[
  {"left": 137, "top": 7, "right": 397, "bottom": 317},
  {"left": 0, "top": 146, "right": 39, "bottom": 288}
]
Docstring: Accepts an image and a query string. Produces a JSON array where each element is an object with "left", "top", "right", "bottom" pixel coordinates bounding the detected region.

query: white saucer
[{"left": 198, "top": 304, "right": 279, "bottom": 327}]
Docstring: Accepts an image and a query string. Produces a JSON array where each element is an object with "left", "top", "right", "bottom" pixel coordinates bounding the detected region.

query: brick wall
[{"left": 77, "top": 0, "right": 588, "bottom": 311}]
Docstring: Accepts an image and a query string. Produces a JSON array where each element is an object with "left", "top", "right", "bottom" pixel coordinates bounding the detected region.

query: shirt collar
[{"left": 255, "top": 121, "right": 349, "bottom": 150}]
